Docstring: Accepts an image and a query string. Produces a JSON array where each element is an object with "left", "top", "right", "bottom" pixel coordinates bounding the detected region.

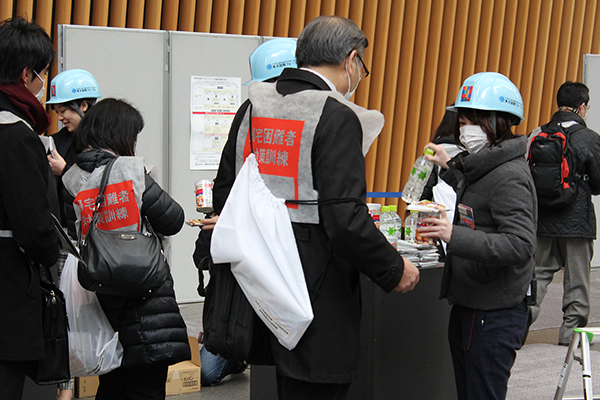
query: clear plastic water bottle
[
  {"left": 402, "top": 148, "right": 435, "bottom": 204},
  {"left": 404, "top": 210, "right": 419, "bottom": 242},
  {"left": 390, "top": 205, "right": 403, "bottom": 240},
  {"left": 379, "top": 206, "right": 397, "bottom": 249}
]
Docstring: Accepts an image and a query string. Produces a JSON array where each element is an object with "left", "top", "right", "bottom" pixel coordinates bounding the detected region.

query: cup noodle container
[
  {"left": 195, "top": 180, "right": 214, "bottom": 213},
  {"left": 406, "top": 202, "right": 443, "bottom": 245},
  {"left": 367, "top": 203, "right": 382, "bottom": 229}
]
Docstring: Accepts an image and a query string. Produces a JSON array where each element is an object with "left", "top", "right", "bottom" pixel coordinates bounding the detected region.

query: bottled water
[
  {"left": 402, "top": 148, "right": 435, "bottom": 204},
  {"left": 379, "top": 206, "right": 397, "bottom": 249},
  {"left": 404, "top": 210, "right": 418, "bottom": 242},
  {"left": 389, "top": 205, "right": 403, "bottom": 240}
]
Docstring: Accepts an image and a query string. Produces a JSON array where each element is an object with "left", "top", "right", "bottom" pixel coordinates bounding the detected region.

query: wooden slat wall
[{"left": 6, "top": 0, "right": 600, "bottom": 208}]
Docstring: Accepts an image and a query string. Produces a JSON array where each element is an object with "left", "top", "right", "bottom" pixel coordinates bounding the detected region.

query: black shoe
[{"left": 234, "top": 361, "right": 248, "bottom": 374}]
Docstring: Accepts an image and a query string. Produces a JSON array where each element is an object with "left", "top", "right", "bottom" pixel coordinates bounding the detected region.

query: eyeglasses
[
  {"left": 356, "top": 53, "right": 370, "bottom": 79},
  {"left": 585, "top": 104, "right": 591, "bottom": 110}
]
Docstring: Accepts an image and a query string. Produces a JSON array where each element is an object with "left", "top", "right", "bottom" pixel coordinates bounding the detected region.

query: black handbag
[
  {"left": 28, "top": 273, "right": 70, "bottom": 385},
  {"left": 202, "top": 258, "right": 274, "bottom": 365},
  {"left": 78, "top": 158, "right": 169, "bottom": 298}
]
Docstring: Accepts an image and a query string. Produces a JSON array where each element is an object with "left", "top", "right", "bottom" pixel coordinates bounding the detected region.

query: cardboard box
[
  {"left": 74, "top": 375, "right": 99, "bottom": 398},
  {"left": 74, "top": 336, "right": 201, "bottom": 398},
  {"left": 166, "top": 337, "right": 201, "bottom": 395}
]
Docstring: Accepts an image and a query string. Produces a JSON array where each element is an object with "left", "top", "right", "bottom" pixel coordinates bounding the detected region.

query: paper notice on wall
[{"left": 190, "top": 76, "right": 241, "bottom": 170}]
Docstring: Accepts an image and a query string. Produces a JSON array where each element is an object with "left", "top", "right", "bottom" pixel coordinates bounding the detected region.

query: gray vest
[
  {"left": 63, "top": 157, "right": 146, "bottom": 237},
  {"left": 234, "top": 82, "right": 384, "bottom": 224}
]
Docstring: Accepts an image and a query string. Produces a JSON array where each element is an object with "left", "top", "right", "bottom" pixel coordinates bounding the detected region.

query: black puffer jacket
[
  {"left": 533, "top": 111, "right": 600, "bottom": 239},
  {"left": 64, "top": 149, "right": 190, "bottom": 367},
  {"left": 439, "top": 136, "right": 537, "bottom": 310}
]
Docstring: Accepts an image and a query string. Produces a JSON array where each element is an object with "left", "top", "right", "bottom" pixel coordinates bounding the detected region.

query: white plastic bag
[
  {"left": 59, "top": 254, "right": 123, "bottom": 376},
  {"left": 211, "top": 153, "right": 314, "bottom": 351}
]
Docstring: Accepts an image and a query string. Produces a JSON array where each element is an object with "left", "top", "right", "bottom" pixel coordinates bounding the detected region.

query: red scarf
[{"left": 0, "top": 83, "right": 51, "bottom": 134}]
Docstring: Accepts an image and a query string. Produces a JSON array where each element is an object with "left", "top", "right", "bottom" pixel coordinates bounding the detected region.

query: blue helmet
[
  {"left": 46, "top": 69, "right": 101, "bottom": 104},
  {"left": 245, "top": 38, "right": 297, "bottom": 84},
  {"left": 453, "top": 72, "right": 524, "bottom": 123}
]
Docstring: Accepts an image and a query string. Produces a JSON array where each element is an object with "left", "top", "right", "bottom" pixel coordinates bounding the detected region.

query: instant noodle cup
[
  {"left": 195, "top": 180, "right": 214, "bottom": 213},
  {"left": 406, "top": 201, "right": 446, "bottom": 245},
  {"left": 367, "top": 203, "right": 382, "bottom": 229}
]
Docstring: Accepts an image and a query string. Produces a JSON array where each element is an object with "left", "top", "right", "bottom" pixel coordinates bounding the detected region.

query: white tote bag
[
  {"left": 59, "top": 254, "right": 123, "bottom": 376},
  {"left": 211, "top": 153, "right": 314, "bottom": 351}
]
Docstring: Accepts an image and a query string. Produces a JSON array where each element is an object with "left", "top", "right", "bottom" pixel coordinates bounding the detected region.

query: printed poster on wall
[{"left": 190, "top": 76, "right": 241, "bottom": 170}]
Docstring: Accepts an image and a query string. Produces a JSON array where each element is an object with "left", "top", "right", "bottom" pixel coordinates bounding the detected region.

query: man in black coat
[
  {"left": 528, "top": 81, "right": 600, "bottom": 345},
  {"left": 206, "top": 16, "right": 419, "bottom": 400},
  {"left": 0, "top": 18, "right": 60, "bottom": 399}
]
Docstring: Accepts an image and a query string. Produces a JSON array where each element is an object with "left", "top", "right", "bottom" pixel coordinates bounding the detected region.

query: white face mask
[
  {"left": 344, "top": 57, "right": 362, "bottom": 101},
  {"left": 25, "top": 70, "right": 46, "bottom": 102},
  {"left": 459, "top": 124, "right": 489, "bottom": 154}
]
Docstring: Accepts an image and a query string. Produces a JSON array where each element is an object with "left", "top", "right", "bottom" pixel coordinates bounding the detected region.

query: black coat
[
  {"left": 0, "top": 91, "right": 59, "bottom": 360},
  {"left": 52, "top": 126, "right": 77, "bottom": 237},
  {"left": 64, "top": 150, "right": 190, "bottom": 367},
  {"left": 533, "top": 111, "right": 600, "bottom": 239},
  {"left": 211, "top": 68, "right": 404, "bottom": 383}
]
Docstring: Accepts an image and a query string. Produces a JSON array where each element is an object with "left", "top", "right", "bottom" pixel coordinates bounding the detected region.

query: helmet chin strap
[
  {"left": 72, "top": 101, "right": 84, "bottom": 118},
  {"left": 491, "top": 111, "right": 497, "bottom": 133}
]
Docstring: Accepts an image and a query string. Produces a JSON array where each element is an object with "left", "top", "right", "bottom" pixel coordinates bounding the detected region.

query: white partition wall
[
  {"left": 58, "top": 26, "right": 169, "bottom": 185},
  {"left": 168, "top": 32, "right": 261, "bottom": 302},
  {"left": 59, "top": 25, "right": 266, "bottom": 302},
  {"left": 583, "top": 54, "right": 600, "bottom": 268}
]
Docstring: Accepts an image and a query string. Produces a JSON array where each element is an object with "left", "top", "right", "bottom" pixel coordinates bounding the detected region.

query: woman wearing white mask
[{"left": 418, "top": 72, "right": 537, "bottom": 400}]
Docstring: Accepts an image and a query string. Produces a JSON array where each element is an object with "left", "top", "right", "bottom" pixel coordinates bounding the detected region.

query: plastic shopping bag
[
  {"left": 59, "top": 254, "right": 123, "bottom": 376},
  {"left": 211, "top": 153, "right": 314, "bottom": 351}
]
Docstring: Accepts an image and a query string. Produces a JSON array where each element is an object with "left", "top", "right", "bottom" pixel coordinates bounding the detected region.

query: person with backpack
[
  {"left": 204, "top": 16, "right": 419, "bottom": 399},
  {"left": 526, "top": 81, "right": 600, "bottom": 346},
  {"left": 193, "top": 38, "right": 297, "bottom": 387}
]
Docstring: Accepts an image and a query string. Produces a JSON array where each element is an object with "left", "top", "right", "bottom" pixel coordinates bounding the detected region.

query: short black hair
[
  {"left": 557, "top": 81, "right": 589, "bottom": 108},
  {"left": 296, "top": 16, "right": 368, "bottom": 68},
  {"left": 0, "top": 17, "right": 55, "bottom": 84},
  {"left": 75, "top": 98, "right": 144, "bottom": 157}
]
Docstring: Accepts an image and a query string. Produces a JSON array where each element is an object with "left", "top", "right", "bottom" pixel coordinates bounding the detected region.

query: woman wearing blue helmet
[
  {"left": 418, "top": 72, "right": 537, "bottom": 400},
  {"left": 46, "top": 69, "right": 101, "bottom": 237}
]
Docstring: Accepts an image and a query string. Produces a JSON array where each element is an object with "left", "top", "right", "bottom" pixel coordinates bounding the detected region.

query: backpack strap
[{"left": 562, "top": 121, "right": 588, "bottom": 182}]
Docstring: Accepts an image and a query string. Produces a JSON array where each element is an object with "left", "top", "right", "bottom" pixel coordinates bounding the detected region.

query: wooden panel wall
[{"left": 3, "top": 0, "right": 600, "bottom": 208}]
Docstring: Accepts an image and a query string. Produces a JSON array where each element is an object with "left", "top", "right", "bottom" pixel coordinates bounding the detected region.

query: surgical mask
[
  {"left": 344, "top": 57, "right": 362, "bottom": 101},
  {"left": 459, "top": 124, "right": 489, "bottom": 154},
  {"left": 25, "top": 70, "right": 46, "bottom": 102}
]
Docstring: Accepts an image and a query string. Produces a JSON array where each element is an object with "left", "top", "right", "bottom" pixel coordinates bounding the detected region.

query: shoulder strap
[{"left": 92, "top": 158, "right": 118, "bottom": 217}]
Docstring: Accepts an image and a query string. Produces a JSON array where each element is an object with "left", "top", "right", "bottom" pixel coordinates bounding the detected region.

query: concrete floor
[{"left": 71, "top": 268, "right": 600, "bottom": 400}]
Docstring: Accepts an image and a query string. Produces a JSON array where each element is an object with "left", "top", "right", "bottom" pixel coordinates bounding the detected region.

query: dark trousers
[
  {"left": 448, "top": 301, "right": 528, "bottom": 400},
  {"left": 96, "top": 362, "right": 169, "bottom": 400},
  {"left": 0, "top": 360, "right": 28, "bottom": 400},
  {"left": 276, "top": 373, "right": 351, "bottom": 400}
]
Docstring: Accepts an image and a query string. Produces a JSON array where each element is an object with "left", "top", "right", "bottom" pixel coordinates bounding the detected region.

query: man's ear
[
  {"left": 347, "top": 50, "right": 359, "bottom": 74},
  {"left": 21, "top": 68, "right": 30, "bottom": 84}
]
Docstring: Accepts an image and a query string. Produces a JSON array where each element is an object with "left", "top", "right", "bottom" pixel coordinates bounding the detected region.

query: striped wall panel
[{"left": 4, "top": 0, "right": 600, "bottom": 208}]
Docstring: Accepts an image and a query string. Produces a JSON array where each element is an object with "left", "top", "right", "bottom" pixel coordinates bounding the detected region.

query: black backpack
[{"left": 527, "top": 120, "right": 585, "bottom": 208}]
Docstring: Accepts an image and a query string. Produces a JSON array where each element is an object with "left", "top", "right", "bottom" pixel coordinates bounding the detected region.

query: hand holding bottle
[{"left": 424, "top": 143, "right": 451, "bottom": 170}]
